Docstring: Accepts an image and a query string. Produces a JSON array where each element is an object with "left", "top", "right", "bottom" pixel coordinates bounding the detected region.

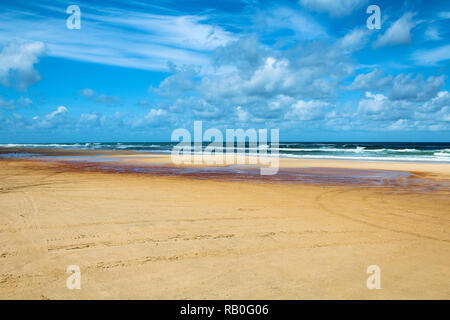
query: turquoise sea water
[{"left": 1, "top": 142, "right": 450, "bottom": 162}]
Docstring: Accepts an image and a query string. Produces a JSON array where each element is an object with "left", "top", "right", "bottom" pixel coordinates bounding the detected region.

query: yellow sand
[{"left": 0, "top": 154, "right": 449, "bottom": 299}]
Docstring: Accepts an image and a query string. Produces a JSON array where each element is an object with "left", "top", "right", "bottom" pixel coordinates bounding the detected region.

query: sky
[{"left": 0, "top": 0, "right": 449, "bottom": 142}]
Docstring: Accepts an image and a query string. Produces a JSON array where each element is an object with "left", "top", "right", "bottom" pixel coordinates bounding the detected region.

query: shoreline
[
  {"left": 1, "top": 146, "right": 450, "bottom": 183},
  {"left": 1, "top": 145, "right": 450, "bottom": 164},
  {"left": 0, "top": 147, "right": 449, "bottom": 299}
]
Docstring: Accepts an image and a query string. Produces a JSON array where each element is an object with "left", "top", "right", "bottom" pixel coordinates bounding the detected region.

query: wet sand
[{"left": 0, "top": 148, "right": 449, "bottom": 299}]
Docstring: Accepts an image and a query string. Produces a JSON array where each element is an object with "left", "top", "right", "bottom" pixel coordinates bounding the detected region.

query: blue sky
[{"left": 0, "top": 0, "right": 449, "bottom": 142}]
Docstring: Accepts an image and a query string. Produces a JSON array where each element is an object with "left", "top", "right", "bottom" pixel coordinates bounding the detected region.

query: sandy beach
[{"left": 0, "top": 148, "right": 449, "bottom": 299}]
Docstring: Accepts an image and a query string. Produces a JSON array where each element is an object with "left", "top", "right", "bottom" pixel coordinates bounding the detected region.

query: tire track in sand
[
  {"left": 316, "top": 187, "right": 450, "bottom": 243},
  {"left": 0, "top": 173, "right": 50, "bottom": 275}
]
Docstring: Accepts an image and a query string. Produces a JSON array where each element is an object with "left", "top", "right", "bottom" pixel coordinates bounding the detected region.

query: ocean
[{"left": 1, "top": 142, "right": 450, "bottom": 162}]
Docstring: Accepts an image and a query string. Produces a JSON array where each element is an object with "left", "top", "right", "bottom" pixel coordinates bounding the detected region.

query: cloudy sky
[{"left": 0, "top": 0, "right": 449, "bottom": 142}]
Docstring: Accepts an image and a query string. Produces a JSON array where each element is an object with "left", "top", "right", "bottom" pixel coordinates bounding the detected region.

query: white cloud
[
  {"left": 438, "top": 12, "right": 450, "bottom": 19},
  {"left": 203, "top": 49, "right": 346, "bottom": 104},
  {"left": 0, "top": 41, "right": 45, "bottom": 90},
  {"left": 25, "top": 106, "right": 70, "bottom": 129},
  {"left": 357, "top": 88, "right": 450, "bottom": 129},
  {"left": 411, "top": 44, "right": 450, "bottom": 66},
  {"left": 286, "top": 100, "right": 332, "bottom": 120},
  {"left": 259, "top": 7, "right": 328, "bottom": 40},
  {"left": 147, "top": 108, "right": 167, "bottom": 118},
  {"left": 419, "top": 91, "right": 450, "bottom": 113},
  {"left": 346, "top": 69, "right": 392, "bottom": 90},
  {"left": 358, "top": 91, "right": 388, "bottom": 115},
  {"left": 424, "top": 27, "right": 442, "bottom": 41},
  {"left": 243, "top": 57, "right": 292, "bottom": 95},
  {"left": 336, "top": 28, "right": 369, "bottom": 53},
  {"left": 79, "top": 88, "right": 96, "bottom": 98},
  {"left": 386, "top": 119, "right": 410, "bottom": 131},
  {"left": 80, "top": 113, "right": 99, "bottom": 122},
  {"left": 132, "top": 108, "right": 168, "bottom": 127},
  {"left": 348, "top": 71, "right": 444, "bottom": 104},
  {"left": 18, "top": 96, "right": 32, "bottom": 107},
  {"left": 0, "top": 5, "right": 233, "bottom": 71},
  {"left": 357, "top": 91, "right": 415, "bottom": 122},
  {"left": 79, "top": 88, "right": 121, "bottom": 104},
  {"left": 0, "top": 96, "right": 32, "bottom": 110},
  {"left": 101, "top": 13, "right": 234, "bottom": 51},
  {"left": 236, "top": 106, "right": 249, "bottom": 122},
  {"left": 149, "top": 37, "right": 356, "bottom": 125},
  {"left": 192, "top": 99, "right": 222, "bottom": 119},
  {"left": 0, "top": 97, "right": 15, "bottom": 110},
  {"left": 299, "top": 0, "right": 368, "bottom": 17},
  {"left": 79, "top": 113, "right": 103, "bottom": 128},
  {"left": 213, "top": 37, "right": 269, "bottom": 79},
  {"left": 389, "top": 74, "right": 444, "bottom": 102},
  {"left": 150, "top": 63, "right": 198, "bottom": 98},
  {"left": 374, "top": 13, "right": 417, "bottom": 48},
  {"left": 46, "top": 106, "right": 68, "bottom": 120}
]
